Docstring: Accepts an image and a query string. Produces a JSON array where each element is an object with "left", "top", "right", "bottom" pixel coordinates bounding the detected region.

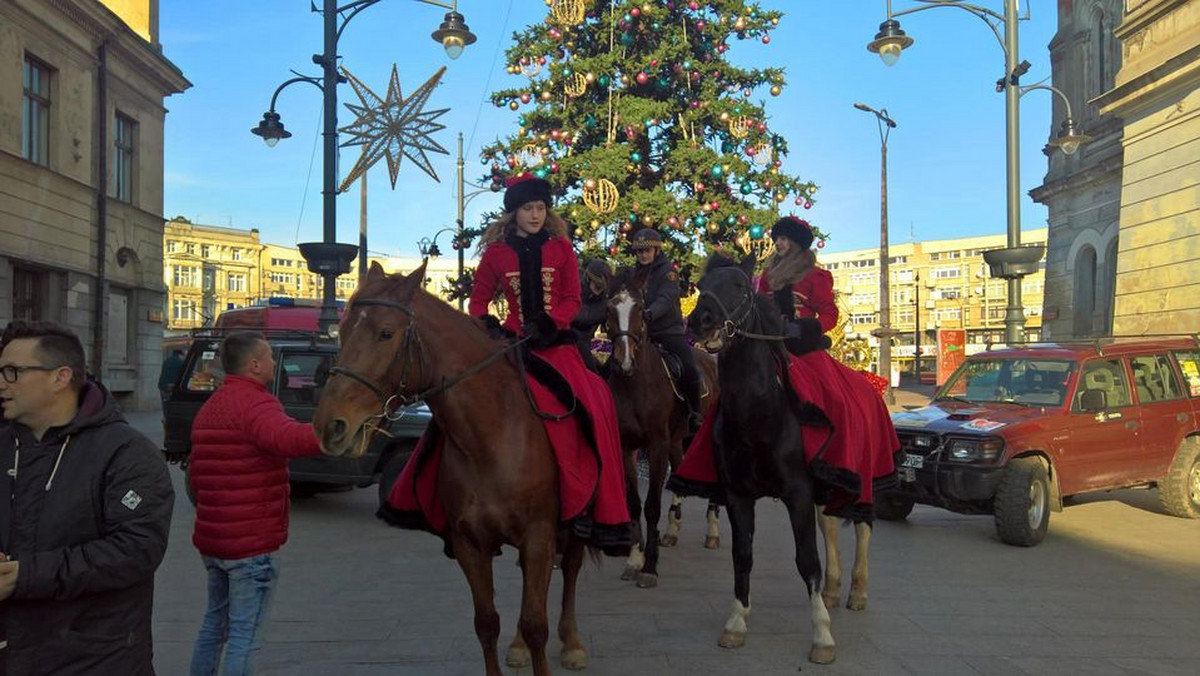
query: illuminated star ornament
[{"left": 338, "top": 64, "right": 449, "bottom": 191}]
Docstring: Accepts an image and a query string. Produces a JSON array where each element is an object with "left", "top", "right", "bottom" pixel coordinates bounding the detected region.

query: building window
[
  {"left": 22, "top": 56, "right": 52, "bottom": 166},
  {"left": 172, "top": 299, "right": 197, "bottom": 322},
  {"left": 185, "top": 243, "right": 196, "bottom": 255},
  {"left": 173, "top": 265, "right": 198, "bottom": 287},
  {"left": 894, "top": 269, "right": 914, "bottom": 284},
  {"left": 231, "top": 248, "right": 243, "bottom": 261},
  {"left": 896, "top": 309, "right": 914, "bottom": 325},
  {"left": 13, "top": 267, "right": 46, "bottom": 321},
  {"left": 166, "top": 240, "right": 178, "bottom": 253},
  {"left": 934, "top": 267, "right": 961, "bottom": 279},
  {"left": 939, "top": 288, "right": 963, "bottom": 300},
  {"left": 113, "top": 113, "right": 136, "bottom": 202},
  {"left": 228, "top": 273, "right": 246, "bottom": 292},
  {"left": 200, "top": 244, "right": 212, "bottom": 259}
]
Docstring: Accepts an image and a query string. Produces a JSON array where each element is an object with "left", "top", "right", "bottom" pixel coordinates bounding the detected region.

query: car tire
[
  {"left": 378, "top": 444, "right": 414, "bottom": 510},
  {"left": 874, "top": 493, "right": 915, "bottom": 521},
  {"left": 993, "top": 457, "right": 1050, "bottom": 547},
  {"left": 1158, "top": 437, "right": 1200, "bottom": 519}
]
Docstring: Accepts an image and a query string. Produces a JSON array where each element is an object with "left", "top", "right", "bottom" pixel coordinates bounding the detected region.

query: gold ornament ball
[
  {"left": 770, "top": 85, "right": 782, "bottom": 96},
  {"left": 509, "top": 101, "right": 520, "bottom": 110},
  {"left": 707, "top": 221, "right": 721, "bottom": 234},
  {"left": 641, "top": 215, "right": 653, "bottom": 225},
  {"left": 734, "top": 17, "right": 746, "bottom": 30},
  {"left": 590, "top": 219, "right": 600, "bottom": 228},
  {"left": 585, "top": 72, "right": 596, "bottom": 83},
  {"left": 620, "top": 74, "right": 630, "bottom": 85},
  {"left": 541, "top": 91, "right": 553, "bottom": 101},
  {"left": 584, "top": 178, "right": 597, "bottom": 189},
  {"left": 719, "top": 111, "right": 731, "bottom": 122}
]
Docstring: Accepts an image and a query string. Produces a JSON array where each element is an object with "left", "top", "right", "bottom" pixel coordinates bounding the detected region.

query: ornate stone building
[
  {"left": 1032, "top": 0, "right": 1124, "bottom": 340},
  {"left": 1096, "top": 0, "right": 1200, "bottom": 336},
  {"left": 0, "top": 0, "right": 189, "bottom": 409}
]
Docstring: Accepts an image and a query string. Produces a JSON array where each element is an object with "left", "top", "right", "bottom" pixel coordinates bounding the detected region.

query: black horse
[{"left": 683, "top": 254, "right": 836, "bottom": 665}]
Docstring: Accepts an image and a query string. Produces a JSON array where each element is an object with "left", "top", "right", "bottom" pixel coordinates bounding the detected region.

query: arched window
[
  {"left": 1102, "top": 238, "right": 1119, "bottom": 335},
  {"left": 1074, "top": 246, "right": 1098, "bottom": 337}
]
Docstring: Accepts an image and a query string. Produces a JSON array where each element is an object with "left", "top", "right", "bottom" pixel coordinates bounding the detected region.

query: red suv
[{"left": 882, "top": 337, "right": 1200, "bottom": 546}]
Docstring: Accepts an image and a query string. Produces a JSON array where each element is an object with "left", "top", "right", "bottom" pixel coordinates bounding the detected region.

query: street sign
[{"left": 936, "top": 329, "right": 967, "bottom": 386}]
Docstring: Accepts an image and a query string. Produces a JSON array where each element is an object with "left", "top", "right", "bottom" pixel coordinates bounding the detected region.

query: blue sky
[{"left": 160, "top": 1, "right": 1059, "bottom": 258}]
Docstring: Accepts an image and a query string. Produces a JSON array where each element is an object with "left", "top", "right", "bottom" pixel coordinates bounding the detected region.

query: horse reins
[
  {"left": 325, "top": 298, "right": 530, "bottom": 416},
  {"left": 697, "top": 269, "right": 788, "bottom": 344}
]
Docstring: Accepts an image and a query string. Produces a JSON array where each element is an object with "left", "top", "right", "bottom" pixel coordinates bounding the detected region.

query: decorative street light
[
  {"left": 250, "top": 0, "right": 476, "bottom": 334},
  {"left": 867, "top": 0, "right": 1088, "bottom": 344},
  {"left": 854, "top": 101, "right": 898, "bottom": 405},
  {"left": 451, "top": 132, "right": 499, "bottom": 310}
]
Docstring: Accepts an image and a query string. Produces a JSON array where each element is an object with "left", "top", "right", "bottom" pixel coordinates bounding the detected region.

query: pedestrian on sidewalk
[
  {"left": 0, "top": 320, "right": 174, "bottom": 675},
  {"left": 188, "top": 331, "right": 322, "bottom": 676}
]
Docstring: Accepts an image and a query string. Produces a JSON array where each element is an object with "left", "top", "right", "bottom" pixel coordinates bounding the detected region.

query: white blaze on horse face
[{"left": 615, "top": 292, "right": 636, "bottom": 373}]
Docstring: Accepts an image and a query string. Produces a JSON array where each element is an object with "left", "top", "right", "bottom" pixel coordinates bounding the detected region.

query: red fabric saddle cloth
[
  {"left": 671, "top": 350, "right": 901, "bottom": 518},
  {"left": 382, "top": 344, "right": 631, "bottom": 553}
]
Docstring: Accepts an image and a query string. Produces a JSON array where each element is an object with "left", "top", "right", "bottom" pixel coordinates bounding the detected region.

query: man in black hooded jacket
[{"left": 0, "top": 320, "right": 173, "bottom": 675}]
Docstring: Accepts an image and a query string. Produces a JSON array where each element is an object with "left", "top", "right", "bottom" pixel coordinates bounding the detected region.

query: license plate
[
  {"left": 898, "top": 467, "right": 916, "bottom": 482},
  {"left": 901, "top": 453, "right": 924, "bottom": 469}
]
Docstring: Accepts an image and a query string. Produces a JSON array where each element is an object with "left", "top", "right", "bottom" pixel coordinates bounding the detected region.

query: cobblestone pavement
[{"left": 128, "top": 395, "right": 1200, "bottom": 676}]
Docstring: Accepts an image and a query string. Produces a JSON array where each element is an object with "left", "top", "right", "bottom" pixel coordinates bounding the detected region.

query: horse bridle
[
  {"left": 324, "top": 298, "right": 526, "bottom": 416},
  {"left": 697, "top": 267, "right": 787, "bottom": 344}
]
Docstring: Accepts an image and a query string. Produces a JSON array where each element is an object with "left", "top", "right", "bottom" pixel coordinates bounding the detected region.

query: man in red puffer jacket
[{"left": 187, "top": 331, "right": 321, "bottom": 676}]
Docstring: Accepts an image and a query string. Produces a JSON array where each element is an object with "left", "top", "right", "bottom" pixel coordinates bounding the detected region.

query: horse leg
[
  {"left": 846, "top": 521, "right": 872, "bottom": 611},
  {"left": 509, "top": 521, "right": 555, "bottom": 676},
  {"left": 622, "top": 452, "right": 645, "bottom": 581},
  {"left": 705, "top": 502, "right": 721, "bottom": 549},
  {"left": 557, "top": 534, "right": 589, "bottom": 670},
  {"left": 454, "top": 538, "right": 504, "bottom": 676},
  {"left": 718, "top": 494, "right": 755, "bottom": 649},
  {"left": 661, "top": 494, "right": 682, "bottom": 547},
  {"left": 817, "top": 513, "right": 842, "bottom": 611},
  {"left": 638, "top": 442, "right": 669, "bottom": 588},
  {"left": 785, "top": 492, "right": 836, "bottom": 665}
]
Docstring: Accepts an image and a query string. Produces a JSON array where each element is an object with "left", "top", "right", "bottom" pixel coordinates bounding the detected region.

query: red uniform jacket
[
  {"left": 468, "top": 235, "right": 581, "bottom": 334},
  {"left": 757, "top": 267, "right": 839, "bottom": 334},
  {"left": 190, "top": 374, "right": 321, "bottom": 560}
]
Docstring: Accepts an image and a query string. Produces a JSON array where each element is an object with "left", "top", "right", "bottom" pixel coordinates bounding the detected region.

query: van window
[
  {"left": 1174, "top": 350, "right": 1200, "bottom": 398},
  {"left": 183, "top": 340, "right": 225, "bottom": 393},
  {"left": 278, "top": 352, "right": 332, "bottom": 405},
  {"left": 1129, "top": 354, "right": 1182, "bottom": 403},
  {"left": 1074, "top": 359, "right": 1131, "bottom": 410}
]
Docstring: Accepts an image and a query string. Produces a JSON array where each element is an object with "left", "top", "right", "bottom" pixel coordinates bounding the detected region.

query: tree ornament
[
  {"left": 709, "top": 165, "right": 724, "bottom": 178},
  {"left": 549, "top": 0, "right": 585, "bottom": 25},
  {"left": 740, "top": 182, "right": 753, "bottom": 195},
  {"left": 564, "top": 72, "right": 588, "bottom": 97},
  {"left": 582, "top": 178, "right": 620, "bottom": 214},
  {"left": 804, "top": 200, "right": 813, "bottom": 209},
  {"left": 770, "top": 85, "right": 782, "bottom": 96}
]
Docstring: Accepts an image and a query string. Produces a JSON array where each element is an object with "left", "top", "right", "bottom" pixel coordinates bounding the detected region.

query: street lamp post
[
  {"left": 866, "top": 0, "right": 1090, "bottom": 344},
  {"left": 453, "top": 132, "right": 499, "bottom": 310},
  {"left": 251, "top": 0, "right": 476, "bottom": 334},
  {"left": 854, "top": 102, "right": 898, "bottom": 404},
  {"left": 914, "top": 270, "right": 922, "bottom": 384}
]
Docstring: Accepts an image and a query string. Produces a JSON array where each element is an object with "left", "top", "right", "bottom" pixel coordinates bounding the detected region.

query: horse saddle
[{"left": 656, "top": 346, "right": 686, "bottom": 402}]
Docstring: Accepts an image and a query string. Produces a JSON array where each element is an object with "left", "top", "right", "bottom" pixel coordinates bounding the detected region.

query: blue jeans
[{"left": 190, "top": 553, "right": 278, "bottom": 676}]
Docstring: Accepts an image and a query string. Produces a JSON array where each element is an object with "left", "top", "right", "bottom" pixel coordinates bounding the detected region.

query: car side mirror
[{"left": 1079, "top": 388, "right": 1108, "bottom": 412}]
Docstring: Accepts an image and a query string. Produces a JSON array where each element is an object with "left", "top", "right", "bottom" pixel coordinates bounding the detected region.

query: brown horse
[
  {"left": 605, "top": 269, "right": 719, "bottom": 588},
  {"left": 312, "top": 262, "right": 592, "bottom": 675}
]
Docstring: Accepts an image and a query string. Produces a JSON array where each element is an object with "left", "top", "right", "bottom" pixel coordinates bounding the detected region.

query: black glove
[
  {"left": 479, "top": 314, "right": 509, "bottom": 340},
  {"left": 521, "top": 313, "right": 560, "bottom": 348},
  {"left": 642, "top": 308, "right": 654, "bottom": 325},
  {"left": 783, "top": 318, "right": 831, "bottom": 356}
]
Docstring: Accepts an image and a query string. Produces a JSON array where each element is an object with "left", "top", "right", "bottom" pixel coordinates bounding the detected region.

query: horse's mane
[{"left": 703, "top": 251, "right": 758, "bottom": 275}]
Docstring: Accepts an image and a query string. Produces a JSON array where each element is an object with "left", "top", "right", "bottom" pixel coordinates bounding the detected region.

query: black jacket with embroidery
[
  {"left": 641, "top": 254, "right": 685, "bottom": 337},
  {"left": 0, "top": 381, "right": 174, "bottom": 675}
]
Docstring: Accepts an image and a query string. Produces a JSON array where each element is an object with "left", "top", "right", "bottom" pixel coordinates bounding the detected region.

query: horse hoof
[
  {"left": 505, "top": 645, "right": 531, "bottom": 668},
  {"left": 809, "top": 644, "right": 837, "bottom": 664},
  {"left": 636, "top": 572, "right": 658, "bottom": 588},
  {"left": 561, "top": 648, "right": 589, "bottom": 671},
  {"left": 659, "top": 533, "right": 678, "bottom": 547},
  {"left": 822, "top": 593, "right": 840, "bottom": 611},
  {"left": 846, "top": 596, "right": 867, "bottom": 611},
  {"left": 704, "top": 536, "right": 720, "bottom": 550},
  {"left": 620, "top": 566, "right": 639, "bottom": 581},
  {"left": 718, "top": 631, "right": 746, "bottom": 649}
]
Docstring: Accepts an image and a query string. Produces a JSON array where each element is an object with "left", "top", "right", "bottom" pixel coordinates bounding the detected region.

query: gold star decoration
[{"left": 337, "top": 64, "right": 449, "bottom": 192}]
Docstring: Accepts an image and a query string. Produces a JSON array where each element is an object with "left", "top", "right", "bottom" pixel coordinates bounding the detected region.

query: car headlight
[
  {"left": 946, "top": 437, "right": 1004, "bottom": 463},
  {"left": 327, "top": 324, "right": 340, "bottom": 342}
]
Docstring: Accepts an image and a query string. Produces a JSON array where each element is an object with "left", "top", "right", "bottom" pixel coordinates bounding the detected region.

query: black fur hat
[
  {"left": 503, "top": 173, "right": 553, "bottom": 213},
  {"left": 770, "top": 217, "right": 814, "bottom": 250}
]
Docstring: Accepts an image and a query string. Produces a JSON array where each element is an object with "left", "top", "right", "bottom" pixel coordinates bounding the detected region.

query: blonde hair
[{"left": 476, "top": 207, "right": 569, "bottom": 254}]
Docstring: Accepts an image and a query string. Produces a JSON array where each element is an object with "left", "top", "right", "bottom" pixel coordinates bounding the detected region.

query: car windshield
[{"left": 937, "top": 358, "right": 1075, "bottom": 407}]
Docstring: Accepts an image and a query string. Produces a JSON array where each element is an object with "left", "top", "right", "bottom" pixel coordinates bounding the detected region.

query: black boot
[{"left": 684, "top": 377, "right": 704, "bottom": 432}]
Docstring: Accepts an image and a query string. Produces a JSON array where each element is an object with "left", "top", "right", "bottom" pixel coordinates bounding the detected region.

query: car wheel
[
  {"left": 874, "top": 493, "right": 915, "bottom": 521},
  {"left": 378, "top": 444, "right": 413, "bottom": 510},
  {"left": 993, "top": 457, "right": 1050, "bottom": 547},
  {"left": 1158, "top": 437, "right": 1200, "bottom": 519}
]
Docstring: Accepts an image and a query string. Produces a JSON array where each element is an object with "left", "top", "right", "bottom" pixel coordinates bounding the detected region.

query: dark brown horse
[
  {"left": 604, "top": 268, "right": 719, "bottom": 587},
  {"left": 312, "top": 262, "right": 592, "bottom": 675}
]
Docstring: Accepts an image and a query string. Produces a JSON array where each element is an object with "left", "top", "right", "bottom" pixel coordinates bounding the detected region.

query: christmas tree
[{"left": 465, "top": 0, "right": 822, "bottom": 282}]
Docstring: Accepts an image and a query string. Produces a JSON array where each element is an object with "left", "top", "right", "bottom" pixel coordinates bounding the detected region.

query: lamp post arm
[
  {"left": 412, "top": 0, "right": 457, "bottom": 9},
  {"left": 267, "top": 75, "right": 325, "bottom": 112},
  {"left": 1019, "top": 82, "right": 1077, "bottom": 121},
  {"left": 333, "top": 0, "right": 385, "bottom": 42},
  {"left": 889, "top": 1, "right": 1007, "bottom": 54}
]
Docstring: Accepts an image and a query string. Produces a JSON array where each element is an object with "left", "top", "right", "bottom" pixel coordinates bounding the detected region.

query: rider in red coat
[
  {"left": 757, "top": 216, "right": 837, "bottom": 355},
  {"left": 465, "top": 174, "right": 632, "bottom": 553}
]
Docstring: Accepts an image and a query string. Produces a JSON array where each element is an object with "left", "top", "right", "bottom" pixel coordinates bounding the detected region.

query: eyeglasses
[{"left": 0, "top": 364, "right": 59, "bottom": 383}]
